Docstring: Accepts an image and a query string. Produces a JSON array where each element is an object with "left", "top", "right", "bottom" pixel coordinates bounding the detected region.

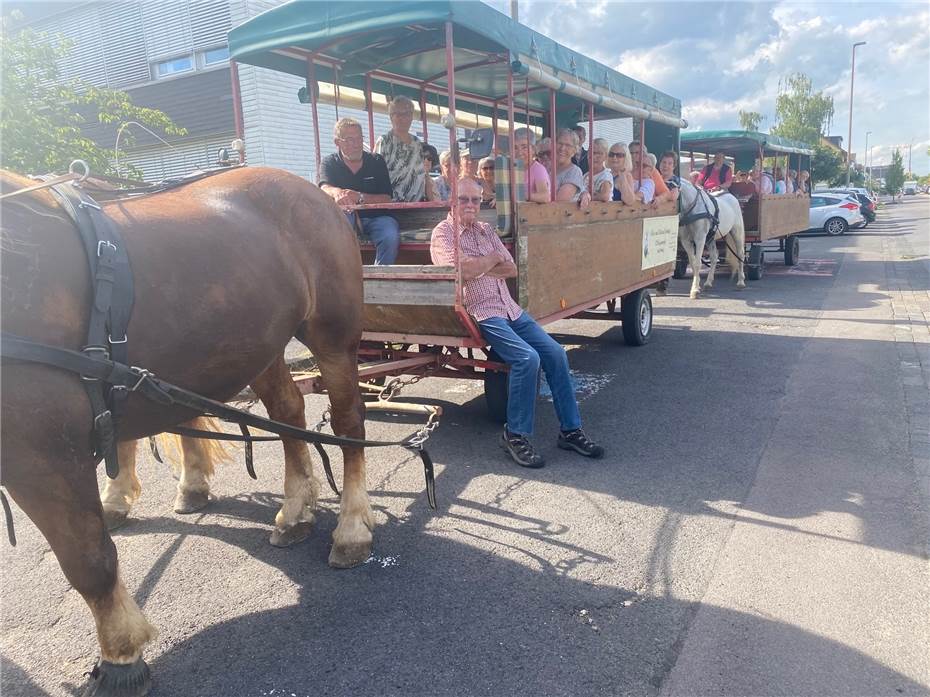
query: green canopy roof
[
  {"left": 228, "top": 1, "right": 682, "bottom": 124},
  {"left": 680, "top": 130, "right": 813, "bottom": 156}
]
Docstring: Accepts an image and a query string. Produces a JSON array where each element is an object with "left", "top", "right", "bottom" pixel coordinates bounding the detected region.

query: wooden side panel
[
  {"left": 361, "top": 264, "right": 466, "bottom": 336},
  {"left": 516, "top": 202, "right": 675, "bottom": 319},
  {"left": 363, "top": 304, "right": 469, "bottom": 336},
  {"left": 757, "top": 195, "right": 809, "bottom": 241}
]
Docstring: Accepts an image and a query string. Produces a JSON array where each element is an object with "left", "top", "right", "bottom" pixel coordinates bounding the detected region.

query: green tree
[
  {"left": 738, "top": 110, "right": 764, "bottom": 132},
  {"left": 0, "top": 17, "right": 184, "bottom": 176},
  {"left": 770, "top": 73, "right": 834, "bottom": 145},
  {"left": 884, "top": 149, "right": 905, "bottom": 197},
  {"left": 810, "top": 143, "right": 843, "bottom": 185}
]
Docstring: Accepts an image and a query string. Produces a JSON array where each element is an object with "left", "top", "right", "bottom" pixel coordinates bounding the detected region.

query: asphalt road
[{"left": 3, "top": 196, "right": 929, "bottom": 697}]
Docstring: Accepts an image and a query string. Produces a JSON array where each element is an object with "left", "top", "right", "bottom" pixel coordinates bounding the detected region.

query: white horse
[{"left": 677, "top": 180, "right": 746, "bottom": 299}]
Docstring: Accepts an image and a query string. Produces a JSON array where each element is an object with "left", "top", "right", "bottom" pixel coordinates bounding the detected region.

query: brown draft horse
[{"left": 0, "top": 167, "right": 375, "bottom": 694}]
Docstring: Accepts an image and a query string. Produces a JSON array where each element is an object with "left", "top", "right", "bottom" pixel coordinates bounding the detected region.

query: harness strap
[
  {"left": 1, "top": 334, "right": 432, "bottom": 456},
  {"left": 42, "top": 182, "right": 135, "bottom": 477},
  {"left": 163, "top": 423, "right": 339, "bottom": 496}
]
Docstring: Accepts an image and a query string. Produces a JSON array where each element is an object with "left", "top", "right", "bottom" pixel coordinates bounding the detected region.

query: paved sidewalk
[{"left": 661, "top": 201, "right": 930, "bottom": 696}]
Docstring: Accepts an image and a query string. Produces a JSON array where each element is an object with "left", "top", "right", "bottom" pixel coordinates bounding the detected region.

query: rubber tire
[
  {"left": 672, "top": 255, "right": 689, "bottom": 279},
  {"left": 621, "top": 289, "right": 653, "bottom": 346},
  {"left": 784, "top": 236, "right": 800, "bottom": 266},
  {"left": 747, "top": 245, "right": 765, "bottom": 281},
  {"left": 483, "top": 349, "right": 508, "bottom": 424},
  {"left": 824, "top": 217, "right": 848, "bottom": 236}
]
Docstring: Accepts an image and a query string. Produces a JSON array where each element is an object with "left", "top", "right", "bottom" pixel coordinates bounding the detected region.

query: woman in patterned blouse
[{"left": 375, "top": 96, "right": 425, "bottom": 202}]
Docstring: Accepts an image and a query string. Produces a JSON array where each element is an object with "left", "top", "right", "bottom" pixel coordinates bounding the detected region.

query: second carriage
[{"left": 679, "top": 130, "right": 813, "bottom": 281}]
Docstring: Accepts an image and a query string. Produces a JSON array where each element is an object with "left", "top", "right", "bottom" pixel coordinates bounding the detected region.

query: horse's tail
[{"left": 152, "top": 416, "right": 237, "bottom": 477}]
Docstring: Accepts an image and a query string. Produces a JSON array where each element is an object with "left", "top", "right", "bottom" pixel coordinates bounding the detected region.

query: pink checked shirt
[{"left": 430, "top": 214, "right": 523, "bottom": 322}]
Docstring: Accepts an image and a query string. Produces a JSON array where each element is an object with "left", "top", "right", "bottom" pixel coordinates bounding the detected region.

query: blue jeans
[
  {"left": 349, "top": 214, "right": 400, "bottom": 265},
  {"left": 479, "top": 312, "right": 581, "bottom": 437}
]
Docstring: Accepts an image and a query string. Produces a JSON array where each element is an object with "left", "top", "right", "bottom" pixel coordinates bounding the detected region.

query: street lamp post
[
  {"left": 864, "top": 131, "right": 871, "bottom": 189},
  {"left": 846, "top": 41, "right": 866, "bottom": 186},
  {"left": 868, "top": 144, "right": 874, "bottom": 191}
]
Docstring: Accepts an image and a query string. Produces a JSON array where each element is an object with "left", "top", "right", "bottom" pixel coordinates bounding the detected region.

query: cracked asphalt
[{"left": 2, "top": 196, "right": 928, "bottom": 697}]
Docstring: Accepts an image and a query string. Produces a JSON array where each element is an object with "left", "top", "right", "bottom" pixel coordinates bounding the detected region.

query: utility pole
[
  {"left": 510, "top": 0, "right": 518, "bottom": 21},
  {"left": 846, "top": 41, "right": 866, "bottom": 186},
  {"left": 864, "top": 131, "right": 870, "bottom": 188}
]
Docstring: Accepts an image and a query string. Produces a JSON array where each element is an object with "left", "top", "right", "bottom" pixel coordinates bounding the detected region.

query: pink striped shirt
[{"left": 430, "top": 214, "right": 523, "bottom": 322}]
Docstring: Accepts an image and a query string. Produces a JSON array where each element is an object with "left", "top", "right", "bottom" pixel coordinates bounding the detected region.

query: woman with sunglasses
[
  {"left": 607, "top": 143, "right": 645, "bottom": 205},
  {"left": 478, "top": 156, "right": 496, "bottom": 206}
]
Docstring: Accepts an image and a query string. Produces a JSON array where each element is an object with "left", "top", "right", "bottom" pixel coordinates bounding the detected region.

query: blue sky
[{"left": 486, "top": 0, "right": 930, "bottom": 174}]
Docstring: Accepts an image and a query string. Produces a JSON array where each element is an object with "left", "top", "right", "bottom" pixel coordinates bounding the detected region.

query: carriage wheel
[
  {"left": 747, "top": 244, "right": 765, "bottom": 281},
  {"left": 621, "top": 289, "right": 653, "bottom": 346},
  {"left": 784, "top": 236, "right": 800, "bottom": 266},
  {"left": 672, "top": 254, "right": 689, "bottom": 279}
]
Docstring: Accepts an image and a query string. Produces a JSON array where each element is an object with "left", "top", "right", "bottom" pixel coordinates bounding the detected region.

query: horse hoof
[
  {"left": 103, "top": 509, "right": 130, "bottom": 532},
  {"left": 269, "top": 521, "right": 313, "bottom": 548},
  {"left": 328, "top": 540, "right": 372, "bottom": 569},
  {"left": 689, "top": 291, "right": 700, "bottom": 299},
  {"left": 173, "top": 490, "right": 210, "bottom": 514},
  {"left": 81, "top": 658, "right": 151, "bottom": 697}
]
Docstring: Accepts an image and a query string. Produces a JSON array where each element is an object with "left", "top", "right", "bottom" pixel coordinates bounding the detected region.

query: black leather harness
[
  {"left": 680, "top": 185, "right": 721, "bottom": 252},
  {"left": 43, "top": 181, "right": 135, "bottom": 479}
]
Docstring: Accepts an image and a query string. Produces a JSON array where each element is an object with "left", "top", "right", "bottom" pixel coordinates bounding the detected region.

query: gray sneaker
[{"left": 500, "top": 431, "right": 545, "bottom": 468}]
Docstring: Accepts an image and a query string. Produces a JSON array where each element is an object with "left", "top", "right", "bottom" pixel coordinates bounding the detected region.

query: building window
[
  {"left": 155, "top": 55, "right": 194, "bottom": 78},
  {"left": 202, "top": 46, "right": 229, "bottom": 66}
]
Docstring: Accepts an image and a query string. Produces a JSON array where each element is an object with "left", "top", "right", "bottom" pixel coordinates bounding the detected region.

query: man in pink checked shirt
[{"left": 429, "top": 178, "right": 603, "bottom": 468}]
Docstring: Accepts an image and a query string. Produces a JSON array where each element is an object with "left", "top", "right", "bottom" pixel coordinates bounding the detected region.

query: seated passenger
[
  {"left": 630, "top": 141, "right": 670, "bottom": 201},
  {"left": 423, "top": 143, "right": 440, "bottom": 201},
  {"left": 535, "top": 137, "right": 553, "bottom": 170},
  {"left": 320, "top": 117, "right": 399, "bottom": 265},
  {"left": 571, "top": 124, "right": 589, "bottom": 174},
  {"left": 696, "top": 152, "right": 733, "bottom": 191},
  {"left": 460, "top": 148, "right": 480, "bottom": 183},
  {"left": 607, "top": 142, "right": 649, "bottom": 204},
  {"left": 513, "top": 127, "right": 551, "bottom": 203},
  {"left": 429, "top": 177, "right": 603, "bottom": 468},
  {"left": 375, "top": 96, "right": 424, "bottom": 202},
  {"left": 554, "top": 128, "right": 592, "bottom": 207},
  {"left": 584, "top": 138, "right": 614, "bottom": 202},
  {"left": 478, "top": 156, "right": 496, "bottom": 206},
  {"left": 657, "top": 150, "right": 681, "bottom": 202},
  {"left": 774, "top": 167, "right": 787, "bottom": 194},
  {"left": 750, "top": 166, "right": 774, "bottom": 194},
  {"left": 798, "top": 169, "right": 811, "bottom": 195},
  {"left": 435, "top": 150, "right": 454, "bottom": 201},
  {"left": 787, "top": 169, "right": 798, "bottom": 194}
]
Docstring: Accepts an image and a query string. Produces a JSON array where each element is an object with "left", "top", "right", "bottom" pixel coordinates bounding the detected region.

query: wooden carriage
[
  {"left": 228, "top": 1, "right": 685, "bottom": 417},
  {"left": 680, "top": 130, "right": 813, "bottom": 280}
]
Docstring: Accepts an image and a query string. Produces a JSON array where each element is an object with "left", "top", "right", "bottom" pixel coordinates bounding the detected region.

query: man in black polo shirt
[{"left": 320, "top": 117, "right": 400, "bottom": 264}]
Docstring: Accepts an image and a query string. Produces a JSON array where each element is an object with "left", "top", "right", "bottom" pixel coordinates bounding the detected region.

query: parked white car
[{"left": 808, "top": 193, "right": 865, "bottom": 235}]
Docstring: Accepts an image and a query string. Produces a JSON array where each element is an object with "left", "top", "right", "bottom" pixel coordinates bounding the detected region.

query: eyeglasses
[
  {"left": 480, "top": 166, "right": 494, "bottom": 171},
  {"left": 537, "top": 151, "right": 551, "bottom": 157},
  {"left": 457, "top": 195, "right": 482, "bottom": 204},
  {"left": 608, "top": 152, "right": 626, "bottom": 158}
]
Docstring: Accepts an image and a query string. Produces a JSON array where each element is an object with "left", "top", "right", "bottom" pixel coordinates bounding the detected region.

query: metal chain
[
  {"left": 312, "top": 406, "right": 332, "bottom": 432},
  {"left": 404, "top": 408, "right": 441, "bottom": 448},
  {"left": 377, "top": 372, "right": 427, "bottom": 402}
]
